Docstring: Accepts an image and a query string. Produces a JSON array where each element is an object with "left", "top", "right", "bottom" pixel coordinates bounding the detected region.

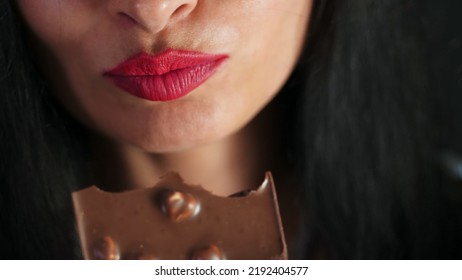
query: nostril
[
  {"left": 110, "top": 2, "right": 196, "bottom": 33},
  {"left": 172, "top": 4, "right": 191, "bottom": 19},
  {"left": 117, "top": 12, "right": 138, "bottom": 27}
]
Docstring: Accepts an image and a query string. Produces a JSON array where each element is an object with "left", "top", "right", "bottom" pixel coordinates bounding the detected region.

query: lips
[{"left": 104, "top": 49, "right": 229, "bottom": 102}]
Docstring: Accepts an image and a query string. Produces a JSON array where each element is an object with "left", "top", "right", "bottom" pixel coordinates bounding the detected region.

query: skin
[{"left": 17, "top": 0, "right": 313, "bottom": 196}]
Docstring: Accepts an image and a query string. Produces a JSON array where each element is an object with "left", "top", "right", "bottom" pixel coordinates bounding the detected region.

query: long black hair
[
  {"left": 0, "top": 0, "right": 85, "bottom": 259},
  {"left": 295, "top": 0, "right": 462, "bottom": 258},
  {"left": 1, "top": 0, "right": 460, "bottom": 259}
]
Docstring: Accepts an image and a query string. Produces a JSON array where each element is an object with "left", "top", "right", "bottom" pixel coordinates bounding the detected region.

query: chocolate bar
[{"left": 72, "top": 172, "right": 287, "bottom": 260}]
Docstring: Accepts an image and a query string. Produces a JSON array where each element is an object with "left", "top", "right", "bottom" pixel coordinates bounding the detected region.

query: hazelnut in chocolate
[{"left": 72, "top": 172, "right": 287, "bottom": 260}]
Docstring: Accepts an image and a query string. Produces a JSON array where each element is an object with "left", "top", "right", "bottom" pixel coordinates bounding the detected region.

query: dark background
[{"left": 425, "top": 1, "right": 462, "bottom": 154}]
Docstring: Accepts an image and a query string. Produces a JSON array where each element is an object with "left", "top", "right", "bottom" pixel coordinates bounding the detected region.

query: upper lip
[{"left": 104, "top": 49, "right": 229, "bottom": 77}]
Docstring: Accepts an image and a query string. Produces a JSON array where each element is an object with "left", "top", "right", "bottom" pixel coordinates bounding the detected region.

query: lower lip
[{"left": 105, "top": 58, "right": 227, "bottom": 102}]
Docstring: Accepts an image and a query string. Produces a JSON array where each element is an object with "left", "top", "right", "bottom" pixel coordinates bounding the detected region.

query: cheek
[
  {"left": 17, "top": 0, "right": 101, "bottom": 50},
  {"left": 219, "top": 0, "right": 312, "bottom": 101},
  {"left": 17, "top": 0, "right": 56, "bottom": 31}
]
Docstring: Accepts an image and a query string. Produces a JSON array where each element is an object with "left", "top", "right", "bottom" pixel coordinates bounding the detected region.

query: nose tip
[{"left": 108, "top": 0, "right": 198, "bottom": 34}]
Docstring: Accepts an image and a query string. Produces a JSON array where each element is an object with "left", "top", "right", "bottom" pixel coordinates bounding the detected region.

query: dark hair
[
  {"left": 1, "top": 0, "right": 460, "bottom": 259},
  {"left": 0, "top": 0, "right": 85, "bottom": 259},
  {"left": 295, "top": 0, "right": 462, "bottom": 258}
]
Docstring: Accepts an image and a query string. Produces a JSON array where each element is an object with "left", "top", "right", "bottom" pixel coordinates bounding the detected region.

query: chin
[
  {"left": 111, "top": 100, "right": 232, "bottom": 153},
  {"left": 125, "top": 131, "right": 225, "bottom": 154},
  {"left": 114, "top": 118, "right": 234, "bottom": 154}
]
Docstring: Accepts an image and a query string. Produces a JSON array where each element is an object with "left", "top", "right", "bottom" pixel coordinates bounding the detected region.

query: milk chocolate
[{"left": 72, "top": 172, "right": 287, "bottom": 260}]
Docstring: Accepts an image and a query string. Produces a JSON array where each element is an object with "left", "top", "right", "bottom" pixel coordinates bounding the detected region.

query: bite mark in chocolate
[{"left": 72, "top": 172, "right": 287, "bottom": 260}]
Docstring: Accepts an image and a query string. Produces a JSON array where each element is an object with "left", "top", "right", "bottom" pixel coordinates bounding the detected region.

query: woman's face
[{"left": 17, "top": 0, "right": 312, "bottom": 152}]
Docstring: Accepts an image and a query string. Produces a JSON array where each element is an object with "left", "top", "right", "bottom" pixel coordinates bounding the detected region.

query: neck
[{"left": 88, "top": 101, "right": 288, "bottom": 196}]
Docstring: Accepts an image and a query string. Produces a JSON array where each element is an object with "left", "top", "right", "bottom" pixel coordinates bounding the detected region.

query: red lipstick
[{"left": 104, "top": 49, "right": 229, "bottom": 102}]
